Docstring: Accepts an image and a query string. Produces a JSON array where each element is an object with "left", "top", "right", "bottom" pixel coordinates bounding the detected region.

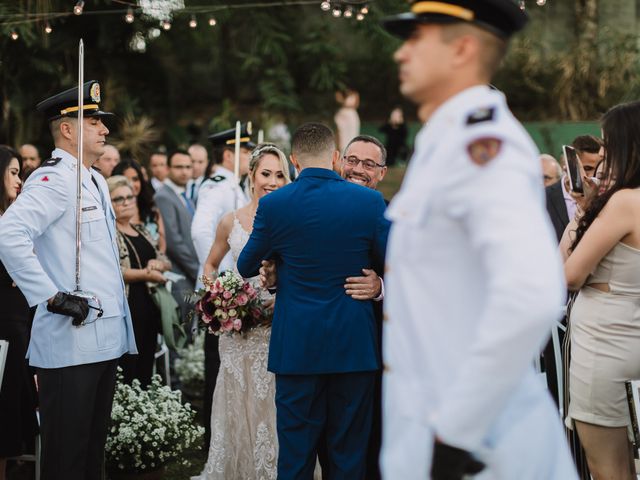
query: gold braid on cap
[
  {"left": 59, "top": 104, "right": 99, "bottom": 116},
  {"left": 411, "top": 1, "right": 474, "bottom": 21}
]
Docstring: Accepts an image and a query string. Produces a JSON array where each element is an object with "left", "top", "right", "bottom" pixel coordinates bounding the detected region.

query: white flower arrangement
[
  {"left": 175, "top": 330, "right": 205, "bottom": 397},
  {"left": 106, "top": 370, "right": 204, "bottom": 474}
]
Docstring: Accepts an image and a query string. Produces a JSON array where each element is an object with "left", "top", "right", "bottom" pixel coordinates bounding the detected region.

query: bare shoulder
[
  {"left": 606, "top": 188, "right": 640, "bottom": 210},
  {"left": 217, "top": 211, "right": 234, "bottom": 232}
]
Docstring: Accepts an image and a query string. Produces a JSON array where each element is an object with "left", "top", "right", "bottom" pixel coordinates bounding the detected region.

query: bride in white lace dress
[{"left": 192, "top": 145, "right": 290, "bottom": 480}]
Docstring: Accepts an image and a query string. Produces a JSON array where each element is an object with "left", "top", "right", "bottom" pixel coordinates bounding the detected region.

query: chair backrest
[{"left": 0, "top": 339, "right": 8, "bottom": 392}]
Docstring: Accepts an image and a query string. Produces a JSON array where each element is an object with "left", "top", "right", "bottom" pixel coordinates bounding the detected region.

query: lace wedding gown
[{"left": 193, "top": 217, "right": 277, "bottom": 480}]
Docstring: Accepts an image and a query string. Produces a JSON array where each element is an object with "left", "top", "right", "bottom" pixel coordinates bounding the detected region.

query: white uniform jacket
[
  {"left": 0, "top": 148, "right": 136, "bottom": 369},
  {"left": 381, "top": 86, "right": 577, "bottom": 479},
  {"left": 190, "top": 166, "right": 249, "bottom": 272}
]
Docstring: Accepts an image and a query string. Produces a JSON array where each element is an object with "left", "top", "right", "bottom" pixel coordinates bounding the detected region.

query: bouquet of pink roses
[{"left": 195, "top": 270, "right": 266, "bottom": 336}]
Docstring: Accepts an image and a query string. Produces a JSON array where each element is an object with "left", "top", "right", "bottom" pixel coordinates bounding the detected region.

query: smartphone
[{"left": 563, "top": 145, "right": 583, "bottom": 194}]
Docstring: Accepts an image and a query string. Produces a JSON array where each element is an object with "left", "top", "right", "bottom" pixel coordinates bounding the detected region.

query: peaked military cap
[
  {"left": 36, "top": 80, "right": 114, "bottom": 122},
  {"left": 208, "top": 122, "right": 255, "bottom": 149},
  {"left": 382, "top": 0, "right": 528, "bottom": 40}
]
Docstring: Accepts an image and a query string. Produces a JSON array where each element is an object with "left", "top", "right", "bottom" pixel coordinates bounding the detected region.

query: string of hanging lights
[
  {"left": 520, "top": 0, "right": 548, "bottom": 9},
  {"left": 319, "top": 1, "right": 370, "bottom": 20},
  {"left": 1, "top": 0, "right": 375, "bottom": 40}
]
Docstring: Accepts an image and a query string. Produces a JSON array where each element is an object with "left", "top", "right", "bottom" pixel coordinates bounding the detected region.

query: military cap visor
[
  {"left": 208, "top": 122, "right": 255, "bottom": 149},
  {"left": 36, "top": 80, "right": 114, "bottom": 122},
  {"left": 382, "top": 0, "right": 528, "bottom": 40}
]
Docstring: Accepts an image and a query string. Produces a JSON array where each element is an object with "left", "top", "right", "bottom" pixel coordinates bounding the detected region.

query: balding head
[
  {"left": 540, "top": 154, "right": 561, "bottom": 187},
  {"left": 188, "top": 144, "right": 208, "bottom": 179},
  {"left": 95, "top": 144, "right": 121, "bottom": 178}
]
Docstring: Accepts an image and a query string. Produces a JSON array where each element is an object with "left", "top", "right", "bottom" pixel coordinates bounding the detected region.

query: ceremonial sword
[{"left": 73, "top": 39, "right": 103, "bottom": 325}]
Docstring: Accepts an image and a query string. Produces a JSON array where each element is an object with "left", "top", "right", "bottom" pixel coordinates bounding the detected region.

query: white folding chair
[
  {"left": 0, "top": 339, "right": 8, "bottom": 392},
  {"left": 154, "top": 334, "right": 171, "bottom": 387}
]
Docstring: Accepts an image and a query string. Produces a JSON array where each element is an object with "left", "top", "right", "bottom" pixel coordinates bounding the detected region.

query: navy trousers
[{"left": 275, "top": 371, "right": 375, "bottom": 480}]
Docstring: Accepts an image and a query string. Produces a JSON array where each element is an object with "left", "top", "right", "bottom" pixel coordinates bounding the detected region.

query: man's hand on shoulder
[{"left": 344, "top": 269, "right": 382, "bottom": 300}]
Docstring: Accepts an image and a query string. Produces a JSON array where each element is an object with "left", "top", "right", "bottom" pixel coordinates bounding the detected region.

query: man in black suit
[{"left": 543, "top": 134, "right": 603, "bottom": 405}]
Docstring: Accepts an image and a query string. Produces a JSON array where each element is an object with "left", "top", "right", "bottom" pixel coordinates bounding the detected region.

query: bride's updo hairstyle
[
  {"left": 247, "top": 143, "right": 291, "bottom": 196},
  {"left": 572, "top": 101, "right": 640, "bottom": 251}
]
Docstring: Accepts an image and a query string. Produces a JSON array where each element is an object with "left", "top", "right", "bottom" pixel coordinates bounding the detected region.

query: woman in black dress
[
  {"left": 107, "top": 175, "right": 171, "bottom": 387},
  {"left": 0, "top": 146, "right": 38, "bottom": 479}
]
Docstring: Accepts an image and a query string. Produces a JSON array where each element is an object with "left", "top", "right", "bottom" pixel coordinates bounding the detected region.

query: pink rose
[
  {"left": 222, "top": 320, "right": 234, "bottom": 332},
  {"left": 223, "top": 291, "right": 232, "bottom": 300},
  {"left": 233, "top": 318, "right": 242, "bottom": 331},
  {"left": 237, "top": 293, "right": 248, "bottom": 306}
]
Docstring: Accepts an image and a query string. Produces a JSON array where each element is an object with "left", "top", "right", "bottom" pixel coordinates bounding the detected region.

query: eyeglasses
[
  {"left": 342, "top": 156, "right": 385, "bottom": 171},
  {"left": 111, "top": 194, "right": 135, "bottom": 206}
]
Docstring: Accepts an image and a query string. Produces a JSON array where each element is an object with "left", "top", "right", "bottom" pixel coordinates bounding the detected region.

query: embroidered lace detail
[
  {"left": 193, "top": 218, "right": 279, "bottom": 480},
  {"left": 254, "top": 421, "right": 277, "bottom": 480}
]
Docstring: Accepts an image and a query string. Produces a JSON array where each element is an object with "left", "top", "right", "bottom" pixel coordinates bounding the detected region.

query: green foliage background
[{"left": 1, "top": 0, "right": 640, "bottom": 156}]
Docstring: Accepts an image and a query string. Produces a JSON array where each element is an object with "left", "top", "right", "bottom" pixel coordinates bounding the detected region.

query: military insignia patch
[
  {"left": 90, "top": 82, "right": 101, "bottom": 103},
  {"left": 467, "top": 137, "right": 502, "bottom": 166},
  {"left": 42, "top": 157, "right": 61, "bottom": 167},
  {"left": 41, "top": 176, "right": 49, "bottom": 182},
  {"left": 466, "top": 107, "right": 495, "bottom": 125}
]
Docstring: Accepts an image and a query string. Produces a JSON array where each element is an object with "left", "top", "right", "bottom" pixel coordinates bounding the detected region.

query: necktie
[
  {"left": 190, "top": 182, "right": 197, "bottom": 201},
  {"left": 91, "top": 174, "right": 100, "bottom": 190},
  {"left": 181, "top": 191, "right": 195, "bottom": 217}
]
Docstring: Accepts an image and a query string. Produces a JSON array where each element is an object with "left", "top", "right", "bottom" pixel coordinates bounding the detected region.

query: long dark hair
[
  {"left": 112, "top": 158, "right": 158, "bottom": 225},
  {"left": 572, "top": 101, "right": 640, "bottom": 250},
  {"left": 0, "top": 145, "right": 22, "bottom": 214}
]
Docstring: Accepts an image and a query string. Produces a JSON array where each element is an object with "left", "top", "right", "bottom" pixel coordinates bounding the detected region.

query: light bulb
[
  {"left": 320, "top": 1, "right": 331, "bottom": 11},
  {"left": 536, "top": 0, "right": 546, "bottom": 5},
  {"left": 73, "top": 0, "right": 84, "bottom": 15},
  {"left": 360, "top": 5, "right": 369, "bottom": 14},
  {"left": 332, "top": 7, "right": 342, "bottom": 17},
  {"left": 356, "top": 13, "right": 365, "bottom": 21},
  {"left": 10, "top": 31, "right": 18, "bottom": 40},
  {"left": 162, "top": 20, "right": 171, "bottom": 31},
  {"left": 45, "top": 22, "right": 52, "bottom": 34},
  {"left": 189, "top": 15, "right": 197, "bottom": 28},
  {"left": 208, "top": 17, "right": 217, "bottom": 27},
  {"left": 125, "top": 7, "right": 135, "bottom": 23},
  {"left": 344, "top": 7, "right": 353, "bottom": 18}
]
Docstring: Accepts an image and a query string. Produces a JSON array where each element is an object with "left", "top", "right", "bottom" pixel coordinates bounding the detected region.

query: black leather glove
[
  {"left": 431, "top": 439, "right": 485, "bottom": 480},
  {"left": 47, "top": 292, "right": 90, "bottom": 326}
]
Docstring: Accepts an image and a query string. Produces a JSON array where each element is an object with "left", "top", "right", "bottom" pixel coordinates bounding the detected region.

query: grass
[{"left": 379, "top": 164, "right": 407, "bottom": 201}]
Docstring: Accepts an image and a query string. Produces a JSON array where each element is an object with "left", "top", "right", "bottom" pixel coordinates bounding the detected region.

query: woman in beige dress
[{"left": 562, "top": 101, "right": 640, "bottom": 480}]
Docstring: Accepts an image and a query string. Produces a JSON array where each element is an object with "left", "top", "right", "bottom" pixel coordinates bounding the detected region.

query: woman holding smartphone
[{"left": 562, "top": 101, "right": 640, "bottom": 480}]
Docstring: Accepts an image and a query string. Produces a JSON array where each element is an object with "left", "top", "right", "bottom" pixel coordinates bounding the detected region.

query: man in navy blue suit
[{"left": 238, "top": 123, "right": 389, "bottom": 479}]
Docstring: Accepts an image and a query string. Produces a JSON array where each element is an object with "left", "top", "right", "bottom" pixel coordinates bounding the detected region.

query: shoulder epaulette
[
  {"left": 466, "top": 107, "right": 495, "bottom": 125},
  {"left": 41, "top": 157, "right": 62, "bottom": 167},
  {"left": 210, "top": 175, "right": 226, "bottom": 183}
]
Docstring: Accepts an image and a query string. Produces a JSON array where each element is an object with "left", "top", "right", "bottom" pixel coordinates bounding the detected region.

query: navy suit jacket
[{"left": 237, "top": 168, "right": 389, "bottom": 375}]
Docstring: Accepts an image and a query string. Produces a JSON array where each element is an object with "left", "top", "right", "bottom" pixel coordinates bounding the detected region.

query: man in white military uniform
[
  {"left": 191, "top": 124, "right": 253, "bottom": 272},
  {"left": 0, "top": 81, "right": 136, "bottom": 480},
  {"left": 380, "top": 2, "right": 578, "bottom": 479},
  {"left": 190, "top": 124, "right": 253, "bottom": 447}
]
